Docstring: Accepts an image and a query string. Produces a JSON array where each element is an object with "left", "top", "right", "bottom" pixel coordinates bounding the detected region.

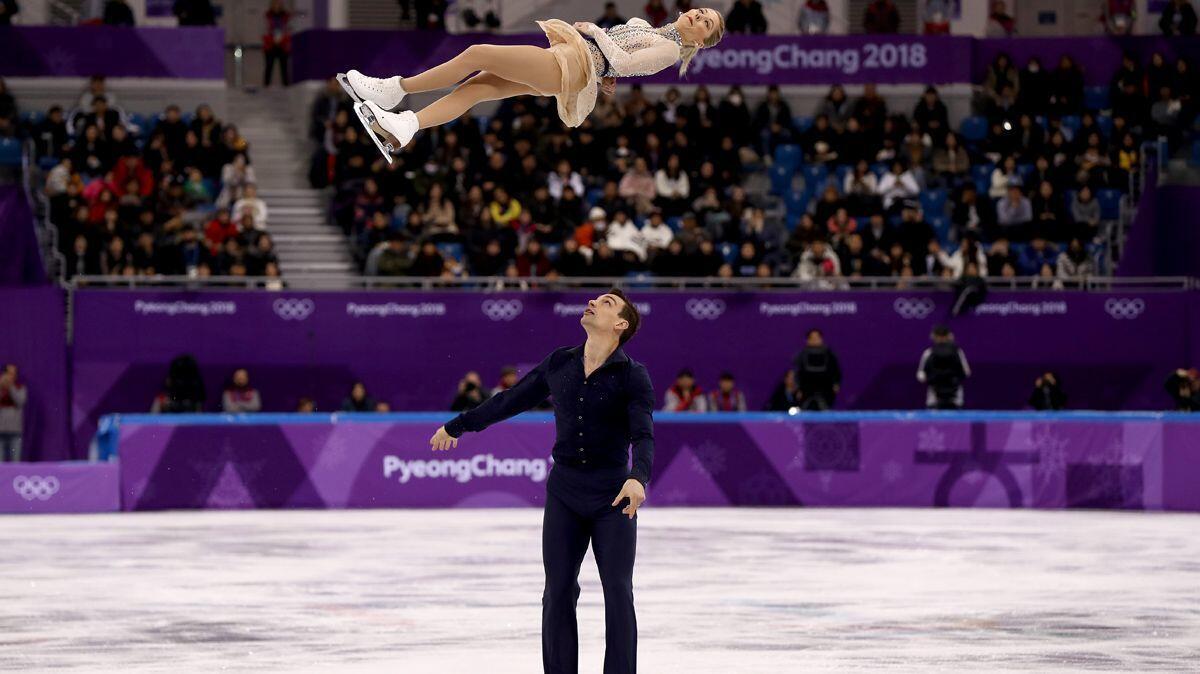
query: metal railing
[
  {"left": 20, "top": 139, "right": 65, "bottom": 283},
  {"left": 67, "top": 275, "right": 1196, "bottom": 292}
]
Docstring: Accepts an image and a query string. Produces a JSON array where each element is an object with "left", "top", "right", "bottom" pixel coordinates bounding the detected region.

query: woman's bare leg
[
  {"left": 401, "top": 44, "right": 564, "bottom": 95},
  {"left": 415, "top": 72, "right": 537, "bottom": 129}
]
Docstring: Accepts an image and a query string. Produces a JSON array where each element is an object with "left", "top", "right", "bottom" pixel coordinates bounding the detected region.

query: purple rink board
[
  {"left": 0, "top": 462, "right": 119, "bottom": 514},
  {"left": 0, "top": 287, "right": 70, "bottom": 462},
  {"left": 109, "top": 412, "right": 1200, "bottom": 512},
  {"left": 70, "top": 289, "right": 1200, "bottom": 458},
  {"left": 0, "top": 27, "right": 225, "bottom": 79},
  {"left": 292, "top": 32, "right": 1200, "bottom": 87}
]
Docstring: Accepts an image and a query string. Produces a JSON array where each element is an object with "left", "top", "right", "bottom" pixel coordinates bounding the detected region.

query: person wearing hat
[{"left": 574, "top": 205, "right": 608, "bottom": 249}]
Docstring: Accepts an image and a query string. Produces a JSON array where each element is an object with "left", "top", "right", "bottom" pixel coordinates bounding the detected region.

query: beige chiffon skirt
[{"left": 535, "top": 19, "right": 598, "bottom": 128}]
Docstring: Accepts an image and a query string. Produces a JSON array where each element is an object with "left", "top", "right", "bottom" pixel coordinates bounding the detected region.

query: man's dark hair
[
  {"left": 806, "top": 328, "right": 823, "bottom": 339},
  {"left": 608, "top": 287, "right": 641, "bottom": 347},
  {"left": 932, "top": 324, "right": 952, "bottom": 339},
  {"left": 719, "top": 372, "right": 734, "bottom": 381}
]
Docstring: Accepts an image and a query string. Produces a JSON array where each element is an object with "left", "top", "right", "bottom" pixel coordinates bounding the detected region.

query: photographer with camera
[
  {"left": 917, "top": 326, "right": 971, "bottom": 410},
  {"left": 793, "top": 329, "right": 842, "bottom": 411},
  {"left": 451, "top": 370, "right": 489, "bottom": 411}
]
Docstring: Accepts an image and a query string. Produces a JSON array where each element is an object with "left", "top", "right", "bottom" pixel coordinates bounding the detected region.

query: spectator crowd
[
  {"left": 8, "top": 77, "right": 282, "bottom": 283},
  {"left": 305, "top": 43, "right": 1190, "bottom": 288}
]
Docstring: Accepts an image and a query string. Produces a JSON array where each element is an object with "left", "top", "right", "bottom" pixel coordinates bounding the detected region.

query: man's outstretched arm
[{"left": 432, "top": 351, "right": 554, "bottom": 450}]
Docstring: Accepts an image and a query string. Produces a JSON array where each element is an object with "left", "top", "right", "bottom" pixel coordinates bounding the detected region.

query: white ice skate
[
  {"left": 354, "top": 101, "right": 419, "bottom": 164},
  {"left": 338, "top": 69, "right": 407, "bottom": 110}
]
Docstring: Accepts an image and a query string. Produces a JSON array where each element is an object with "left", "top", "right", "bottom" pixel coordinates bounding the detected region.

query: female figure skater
[{"left": 339, "top": 8, "right": 724, "bottom": 162}]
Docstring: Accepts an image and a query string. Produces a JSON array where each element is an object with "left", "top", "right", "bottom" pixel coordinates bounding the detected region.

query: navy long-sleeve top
[{"left": 444, "top": 343, "right": 656, "bottom": 486}]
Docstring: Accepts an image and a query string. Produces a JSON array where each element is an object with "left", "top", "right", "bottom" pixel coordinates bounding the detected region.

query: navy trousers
[{"left": 542, "top": 463, "right": 638, "bottom": 674}]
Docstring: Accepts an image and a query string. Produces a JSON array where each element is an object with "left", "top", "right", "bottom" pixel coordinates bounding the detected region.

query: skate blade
[
  {"left": 337, "top": 73, "right": 364, "bottom": 103},
  {"left": 354, "top": 103, "right": 395, "bottom": 165}
]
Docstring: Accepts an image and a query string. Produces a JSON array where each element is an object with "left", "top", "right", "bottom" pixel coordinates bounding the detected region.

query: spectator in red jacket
[
  {"left": 112, "top": 155, "right": 154, "bottom": 198},
  {"left": 664, "top": 368, "right": 707, "bottom": 411},
  {"left": 863, "top": 0, "right": 900, "bottom": 33},
  {"left": 707, "top": 372, "right": 748, "bottom": 412},
  {"left": 204, "top": 209, "right": 239, "bottom": 255}
]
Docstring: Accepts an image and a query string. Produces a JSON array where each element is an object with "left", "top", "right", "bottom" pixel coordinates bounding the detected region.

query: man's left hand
[{"left": 612, "top": 479, "right": 646, "bottom": 519}]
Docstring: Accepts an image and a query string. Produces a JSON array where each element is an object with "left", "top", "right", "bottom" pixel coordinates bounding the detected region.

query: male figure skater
[{"left": 429, "top": 288, "right": 654, "bottom": 674}]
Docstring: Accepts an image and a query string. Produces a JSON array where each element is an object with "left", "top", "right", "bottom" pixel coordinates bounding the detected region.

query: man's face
[
  {"left": 581, "top": 292, "right": 628, "bottom": 338},
  {"left": 807, "top": 332, "right": 824, "bottom": 348},
  {"left": 719, "top": 378, "right": 734, "bottom": 392}
]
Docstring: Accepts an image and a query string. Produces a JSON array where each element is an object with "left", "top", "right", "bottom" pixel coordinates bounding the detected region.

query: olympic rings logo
[
  {"left": 893, "top": 297, "right": 936, "bottom": 319},
  {"left": 273, "top": 298, "right": 315, "bottom": 321},
  {"left": 12, "top": 475, "right": 60, "bottom": 501},
  {"left": 481, "top": 299, "right": 523, "bottom": 321},
  {"left": 685, "top": 298, "right": 726, "bottom": 320},
  {"left": 1104, "top": 298, "right": 1145, "bottom": 320}
]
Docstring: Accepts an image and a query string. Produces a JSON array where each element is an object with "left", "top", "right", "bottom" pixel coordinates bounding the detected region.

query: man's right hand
[{"left": 430, "top": 426, "right": 458, "bottom": 452}]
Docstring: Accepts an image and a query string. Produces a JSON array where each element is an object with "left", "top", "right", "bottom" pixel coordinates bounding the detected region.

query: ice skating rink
[{"left": 2, "top": 508, "right": 1198, "bottom": 673}]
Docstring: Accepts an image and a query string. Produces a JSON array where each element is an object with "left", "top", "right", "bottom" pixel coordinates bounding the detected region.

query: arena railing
[
  {"left": 21, "top": 138, "right": 65, "bottom": 283},
  {"left": 66, "top": 275, "right": 1195, "bottom": 292}
]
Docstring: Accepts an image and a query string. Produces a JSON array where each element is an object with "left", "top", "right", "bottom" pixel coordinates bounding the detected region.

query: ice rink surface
[{"left": 2, "top": 507, "right": 1199, "bottom": 673}]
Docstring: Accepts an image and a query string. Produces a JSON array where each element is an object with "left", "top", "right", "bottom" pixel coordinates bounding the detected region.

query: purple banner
[
  {"left": 0, "top": 462, "right": 119, "bottom": 513},
  {"left": 0, "top": 288, "right": 69, "bottom": 462},
  {"left": 112, "top": 413, "right": 1200, "bottom": 512},
  {"left": 293, "top": 31, "right": 970, "bottom": 86},
  {"left": 0, "top": 187, "right": 45, "bottom": 287},
  {"left": 0, "top": 27, "right": 225, "bottom": 79},
  {"left": 292, "top": 32, "right": 1200, "bottom": 87},
  {"left": 71, "top": 290, "right": 1200, "bottom": 458}
]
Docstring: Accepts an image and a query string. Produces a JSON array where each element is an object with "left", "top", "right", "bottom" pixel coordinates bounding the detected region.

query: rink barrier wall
[
  {"left": 101, "top": 412, "right": 1200, "bottom": 513},
  {"left": 70, "top": 289, "right": 1200, "bottom": 458},
  {"left": 291, "top": 32, "right": 1200, "bottom": 86},
  {"left": 0, "top": 27, "right": 226, "bottom": 79},
  {"left": 0, "top": 462, "right": 119, "bottom": 514}
]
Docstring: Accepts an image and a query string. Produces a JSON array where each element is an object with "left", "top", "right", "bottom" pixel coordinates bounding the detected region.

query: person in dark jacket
[
  {"left": 341, "top": 381, "right": 376, "bottom": 412},
  {"left": 917, "top": 325, "right": 971, "bottom": 409},
  {"left": 0, "top": 0, "right": 18, "bottom": 26},
  {"left": 449, "top": 371, "right": 488, "bottom": 411},
  {"left": 173, "top": 0, "right": 215, "bottom": 24},
  {"left": 103, "top": 0, "right": 135, "bottom": 25},
  {"left": 430, "top": 288, "right": 652, "bottom": 674},
  {"left": 1160, "top": 0, "right": 1198, "bottom": 36},
  {"left": 766, "top": 369, "right": 801, "bottom": 411},
  {"left": 1029, "top": 372, "right": 1067, "bottom": 410},
  {"left": 793, "top": 328, "right": 842, "bottom": 411},
  {"left": 863, "top": 0, "right": 900, "bottom": 33},
  {"left": 1165, "top": 368, "right": 1200, "bottom": 411},
  {"left": 726, "top": 0, "right": 767, "bottom": 33}
]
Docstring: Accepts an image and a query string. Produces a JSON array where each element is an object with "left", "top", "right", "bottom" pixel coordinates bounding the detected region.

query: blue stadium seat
[
  {"left": 1084, "top": 86, "right": 1110, "bottom": 111},
  {"left": 869, "top": 162, "right": 890, "bottom": 179},
  {"left": 801, "top": 164, "right": 829, "bottom": 192},
  {"left": 0, "top": 138, "right": 21, "bottom": 167},
  {"left": 773, "top": 144, "right": 802, "bottom": 173},
  {"left": 436, "top": 243, "right": 465, "bottom": 262},
  {"left": 585, "top": 187, "right": 604, "bottom": 208},
  {"left": 1192, "top": 139, "right": 1200, "bottom": 168},
  {"left": 1016, "top": 163, "right": 1036, "bottom": 185},
  {"left": 543, "top": 244, "right": 561, "bottom": 261},
  {"left": 1060, "top": 115, "right": 1082, "bottom": 137},
  {"left": 666, "top": 216, "right": 682, "bottom": 232},
  {"left": 960, "top": 116, "right": 988, "bottom": 142},
  {"left": 1096, "top": 114, "right": 1113, "bottom": 137},
  {"left": 19, "top": 110, "right": 45, "bottom": 127},
  {"left": 835, "top": 164, "right": 853, "bottom": 186},
  {"left": 1063, "top": 190, "right": 1078, "bottom": 213},
  {"left": 1097, "top": 189, "right": 1122, "bottom": 220},
  {"left": 769, "top": 165, "right": 793, "bottom": 195},
  {"left": 793, "top": 116, "right": 814, "bottom": 134},
  {"left": 784, "top": 190, "right": 808, "bottom": 217},
  {"left": 929, "top": 215, "right": 952, "bottom": 246},
  {"left": 719, "top": 242, "right": 737, "bottom": 263},
  {"left": 920, "top": 188, "right": 949, "bottom": 216}
]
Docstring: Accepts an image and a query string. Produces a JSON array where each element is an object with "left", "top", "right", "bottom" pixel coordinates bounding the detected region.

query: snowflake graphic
[
  {"left": 44, "top": 47, "right": 77, "bottom": 75},
  {"left": 917, "top": 427, "right": 946, "bottom": 452},
  {"left": 689, "top": 440, "right": 728, "bottom": 476},
  {"left": 962, "top": 471, "right": 984, "bottom": 485},
  {"left": 738, "top": 472, "right": 791, "bottom": 505},
  {"left": 1030, "top": 425, "right": 1070, "bottom": 497}
]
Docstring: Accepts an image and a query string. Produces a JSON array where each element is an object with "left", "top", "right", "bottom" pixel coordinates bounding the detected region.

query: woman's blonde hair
[{"left": 679, "top": 10, "right": 725, "bottom": 78}]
